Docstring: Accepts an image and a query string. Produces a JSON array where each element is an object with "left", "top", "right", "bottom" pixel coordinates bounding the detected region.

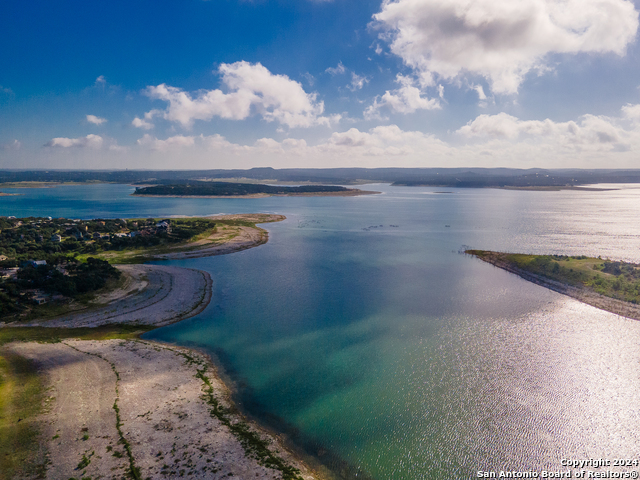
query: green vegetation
[
  {"left": 0, "top": 324, "right": 156, "bottom": 347},
  {"left": 132, "top": 181, "right": 350, "bottom": 196},
  {"left": 0, "top": 216, "right": 216, "bottom": 266},
  {"left": 77, "top": 452, "right": 91, "bottom": 469},
  {"left": 0, "top": 258, "right": 121, "bottom": 320},
  {"left": 0, "top": 216, "right": 217, "bottom": 319},
  {"left": 467, "top": 250, "right": 640, "bottom": 304},
  {"left": 0, "top": 350, "right": 46, "bottom": 480}
]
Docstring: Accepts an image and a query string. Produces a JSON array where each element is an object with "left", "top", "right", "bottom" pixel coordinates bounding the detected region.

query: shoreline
[
  {"left": 469, "top": 251, "right": 640, "bottom": 321},
  {"left": 146, "top": 335, "right": 341, "bottom": 480},
  {"left": 0, "top": 212, "right": 330, "bottom": 479},
  {"left": 4, "top": 337, "right": 322, "bottom": 480}
]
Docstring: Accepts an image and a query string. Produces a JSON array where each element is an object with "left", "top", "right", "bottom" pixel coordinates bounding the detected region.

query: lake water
[{"left": 2, "top": 183, "right": 640, "bottom": 479}]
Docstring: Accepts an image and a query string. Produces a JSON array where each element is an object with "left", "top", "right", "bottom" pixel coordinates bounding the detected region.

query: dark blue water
[{"left": 3, "top": 183, "right": 640, "bottom": 478}]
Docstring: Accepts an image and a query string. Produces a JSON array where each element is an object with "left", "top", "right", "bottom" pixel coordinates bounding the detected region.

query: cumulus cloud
[
  {"left": 132, "top": 117, "right": 154, "bottom": 130},
  {"left": 365, "top": 74, "right": 440, "bottom": 118},
  {"left": 622, "top": 103, "right": 640, "bottom": 123},
  {"left": 144, "top": 61, "right": 330, "bottom": 128},
  {"left": 117, "top": 103, "right": 640, "bottom": 168},
  {"left": 132, "top": 125, "right": 446, "bottom": 162},
  {"left": 373, "top": 0, "right": 639, "bottom": 94},
  {"left": 45, "top": 134, "right": 105, "bottom": 149},
  {"left": 457, "top": 112, "right": 628, "bottom": 150},
  {"left": 137, "top": 134, "right": 196, "bottom": 151},
  {"left": 86, "top": 114, "right": 107, "bottom": 125}
]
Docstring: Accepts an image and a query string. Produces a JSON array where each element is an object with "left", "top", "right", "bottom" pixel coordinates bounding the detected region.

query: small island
[
  {"left": 467, "top": 250, "right": 640, "bottom": 321},
  {"left": 132, "top": 181, "right": 378, "bottom": 197}
]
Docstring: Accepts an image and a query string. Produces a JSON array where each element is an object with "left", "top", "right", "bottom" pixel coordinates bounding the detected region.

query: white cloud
[
  {"left": 325, "top": 62, "right": 347, "bottom": 75},
  {"left": 457, "top": 112, "right": 628, "bottom": 150},
  {"left": 365, "top": 74, "right": 440, "bottom": 118},
  {"left": 132, "top": 117, "right": 154, "bottom": 130},
  {"left": 145, "top": 61, "right": 329, "bottom": 129},
  {"left": 375, "top": 44, "right": 383, "bottom": 55},
  {"left": 33, "top": 103, "right": 636, "bottom": 169},
  {"left": 45, "top": 134, "right": 105, "bottom": 149},
  {"left": 0, "top": 85, "right": 14, "bottom": 96},
  {"left": 95, "top": 75, "right": 106, "bottom": 86},
  {"left": 86, "top": 114, "right": 107, "bottom": 125},
  {"left": 137, "top": 134, "right": 195, "bottom": 151},
  {"left": 621, "top": 103, "right": 640, "bottom": 123},
  {"left": 373, "top": 0, "right": 639, "bottom": 94},
  {"left": 474, "top": 85, "right": 487, "bottom": 101},
  {"left": 348, "top": 73, "right": 369, "bottom": 91},
  {"left": 132, "top": 126, "right": 446, "bottom": 163}
]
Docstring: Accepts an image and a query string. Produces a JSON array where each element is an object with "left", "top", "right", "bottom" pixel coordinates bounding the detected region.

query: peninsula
[
  {"left": 467, "top": 250, "right": 640, "bottom": 321},
  {"left": 0, "top": 214, "right": 322, "bottom": 480}
]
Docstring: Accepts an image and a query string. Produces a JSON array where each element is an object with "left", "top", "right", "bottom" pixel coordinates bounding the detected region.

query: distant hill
[{"left": 3, "top": 167, "right": 640, "bottom": 188}]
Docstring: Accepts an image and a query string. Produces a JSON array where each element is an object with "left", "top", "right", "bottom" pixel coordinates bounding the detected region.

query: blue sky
[{"left": 2, "top": 0, "right": 640, "bottom": 170}]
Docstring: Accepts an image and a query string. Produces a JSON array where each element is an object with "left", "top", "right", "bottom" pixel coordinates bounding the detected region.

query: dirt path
[
  {"left": 7, "top": 340, "right": 318, "bottom": 480},
  {"left": 6, "top": 342, "right": 129, "bottom": 479}
]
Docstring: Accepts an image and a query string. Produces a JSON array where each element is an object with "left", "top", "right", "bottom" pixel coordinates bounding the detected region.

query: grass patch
[
  {"left": 0, "top": 350, "right": 47, "bottom": 479},
  {"left": 0, "top": 324, "right": 156, "bottom": 347},
  {"left": 77, "top": 452, "right": 91, "bottom": 470}
]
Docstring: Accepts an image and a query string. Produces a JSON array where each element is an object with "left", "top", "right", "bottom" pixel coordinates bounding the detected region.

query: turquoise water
[{"left": 3, "top": 183, "right": 640, "bottom": 478}]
